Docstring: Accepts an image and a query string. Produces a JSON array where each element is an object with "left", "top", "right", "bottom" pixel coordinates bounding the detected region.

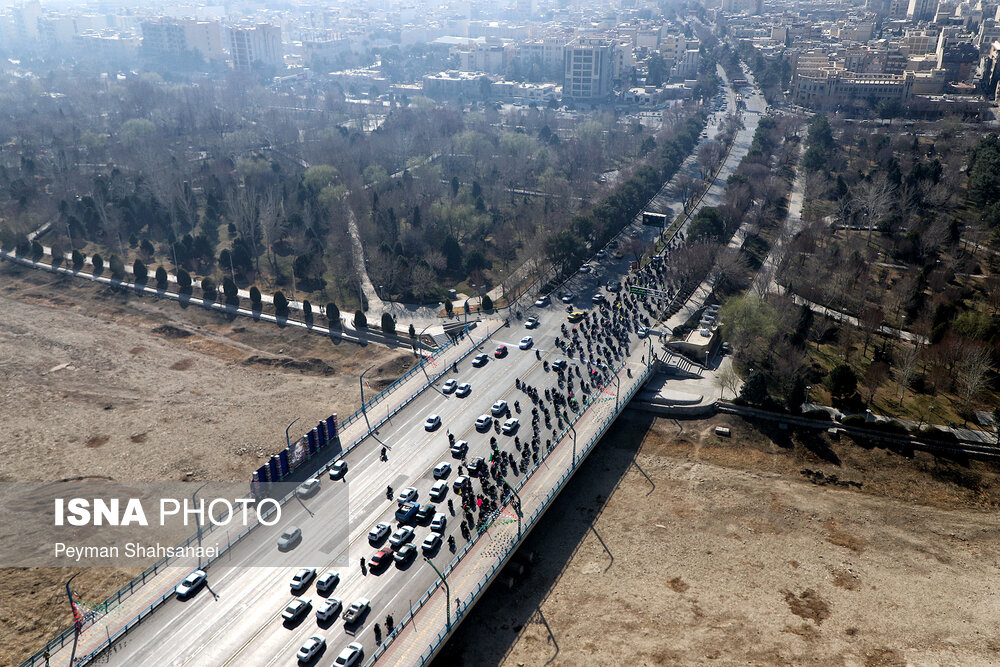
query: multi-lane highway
[{"left": 30, "top": 64, "right": 767, "bottom": 667}]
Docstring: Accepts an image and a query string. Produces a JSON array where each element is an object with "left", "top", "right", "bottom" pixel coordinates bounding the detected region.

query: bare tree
[
  {"left": 895, "top": 344, "right": 920, "bottom": 405},
  {"left": 716, "top": 364, "right": 740, "bottom": 399},
  {"left": 852, "top": 174, "right": 896, "bottom": 244},
  {"left": 258, "top": 189, "right": 285, "bottom": 274},
  {"left": 957, "top": 345, "right": 992, "bottom": 405}
]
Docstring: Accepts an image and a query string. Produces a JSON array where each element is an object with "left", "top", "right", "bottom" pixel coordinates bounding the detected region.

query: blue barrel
[
  {"left": 317, "top": 421, "right": 327, "bottom": 446},
  {"left": 307, "top": 429, "right": 317, "bottom": 450},
  {"left": 256, "top": 464, "right": 270, "bottom": 483},
  {"left": 326, "top": 415, "right": 337, "bottom": 438},
  {"left": 278, "top": 450, "right": 290, "bottom": 476},
  {"left": 268, "top": 457, "right": 279, "bottom": 482}
]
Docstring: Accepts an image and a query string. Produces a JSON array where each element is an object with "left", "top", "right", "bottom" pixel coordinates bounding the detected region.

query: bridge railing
[
  {"left": 20, "top": 323, "right": 505, "bottom": 667},
  {"left": 365, "top": 359, "right": 654, "bottom": 665}
]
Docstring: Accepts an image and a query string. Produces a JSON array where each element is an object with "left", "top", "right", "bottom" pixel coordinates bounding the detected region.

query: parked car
[
  {"left": 430, "top": 513, "right": 447, "bottom": 533},
  {"left": 433, "top": 462, "right": 452, "bottom": 479},
  {"left": 328, "top": 460, "right": 347, "bottom": 480},
  {"left": 296, "top": 478, "right": 321, "bottom": 499},
  {"left": 395, "top": 502, "right": 419, "bottom": 523},
  {"left": 567, "top": 311, "right": 584, "bottom": 323},
  {"left": 296, "top": 635, "right": 325, "bottom": 662},
  {"left": 175, "top": 569, "right": 206, "bottom": 598},
  {"left": 282, "top": 597, "right": 312, "bottom": 622},
  {"left": 453, "top": 475, "right": 470, "bottom": 493},
  {"left": 475, "top": 415, "right": 492, "bottom": 431},
  {"left": 389, "top": 526, "right": 415, "bottom": 549},
  {"left": 421, "top": 533, "right": 442, "bottom": 554},
  {"left": 277, "top": 526, "right": 301, "bottom": 551},
  {"left": 607, "top": 281, "right": 621, "bottom": 292},
  {"left": 450, "top": 439, "right": 468, "bottom": 457},
  {"left": 316, "top": 598, "right": 342, "bottom": 622},
  {"left": 501, "top": 418, "right": 520, "bottom": 435},
  {"left": 394, "top": 543, "right": 417, "bottom": 565},
  {"left": 560, "top": 292, "right": 576, "bottom": 304},
  {"left": 525, "top": 316, "right": 540, "bottom": 329},
  {"left": 342, "top": 600, "right": 370, "bottom": 624},
  {"left": 442, "top": 379, "right": 457, "bottom": 394},
  {"left": 430, "top": 480, "right": 449, "bottom": 501},
  {"left": 368, "top": 522, "right": 391, "bottom": 544},
  {"left": 316, "top": 572, "right": 340, "bottom": 595},
  {"left": 396, "top": 487, "right": 418, "bottom": 504},
  {"left": 415, "top": 503, "right": 437, "bottom": 523},
  {"left": 290, "top": 568, "right": 316, "bottom": 593},
  {"left": 472, "top": 353, "right": 489, "bottom": 367},
  {"left": 370, "top": 549, "right": 393, "bottom": 571},
  {"left": 592, "top": 293, "right": 605, "bottom": 304},
  {"left": 534, "top": 295, "right": 550, "bottom": 307},
  {"left": 333, "top": 642, "right": 364, "bottom": 667},
  {"left": 578, "top": 264, "right": 592, "bottom": 273},
  {"left": 455, "top": 382, "right": 472, "bottom": 397},
  {"left": 467, "top": 456, "right": 486, "bottom": 477},
  {"left": 491, "top": 400, "right": 508, "bottom": 416}
]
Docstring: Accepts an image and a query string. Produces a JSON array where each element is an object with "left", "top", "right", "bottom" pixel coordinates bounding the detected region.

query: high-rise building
[
  {"left": 563, "top": 37, "right": 613, "bottom": 102},
  {"left": 141, "top": 19, "right": 224, "bottom": 61},
  {"left": 229, "top": 24, "right": 282, "bottom": 72},
  {"left": 907, "top": 0, "right": 936, "bottom": 22}
]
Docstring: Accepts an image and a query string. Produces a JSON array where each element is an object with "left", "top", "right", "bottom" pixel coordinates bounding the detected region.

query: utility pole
[
  {"left": 285, "top": 418, "right": 300, "bottom": 449},
  {"left": 569, "top": 423, "right": 577, "bottom": 467},
  {"left": 192, "top": 482, "right": 209, "bottom": 568},
  {"left": 360, "top": 363, "right": 376, "bottom": 432},
  {"left": 418, "top": 323, "right": 433, "bottom": 382},
  {"left": 424, "top": 558, "right": 452, "bottom": 631},
  {"left": 501, "top": 479, "right": 522, "bottom": 538},
  {"left": 66, "top": 573, "right": 81, "bottom": 667}
]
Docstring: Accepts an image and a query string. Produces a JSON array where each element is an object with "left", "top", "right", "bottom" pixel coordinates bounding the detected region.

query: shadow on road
[{"left": 431, "top": 410, "right": 656, "bottom": 666}]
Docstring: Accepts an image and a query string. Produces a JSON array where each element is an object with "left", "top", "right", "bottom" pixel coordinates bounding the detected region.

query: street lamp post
[
  {"left": 418, "top": 323, "right": 433, "bottom": 382},
  {"left": 501, "top": 479, "right": 523, "bottom": 538},
  {"left": 569, "top": 423, "right": 577, "bottom": 467},
  {"left": 614, "top": 372, "right": 621, "bottom": 411},
  {"left": 285, "top": 418, "right": 300, "bottom": 450},
  {"left": 424, "top": 558, "right": 452, "bottom": 631},
  {"left": 360, "top": 363, "right": 377, "bottom": 433},
  {"left": 192, "top": 482, "right": 209, "bottom": 568},
  {"left": 66, "top": 573, "right": 81, "bottom": 667}
]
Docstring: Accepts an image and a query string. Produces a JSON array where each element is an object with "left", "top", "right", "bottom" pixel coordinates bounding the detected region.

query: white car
[
  {"left": 424, "top": 414, "right": 441, "bottom": 430},
  {"left": 475, "top": 414, "right": 492, "bottom": 431},
  {"left": 491, "top": 400, "right": 508, "bottom": 416},
  {"left": 368, "top": 522, "right": 391, "bottom": 544},
  {"left": 430, "top": 513, "right": 447, "bottom": 533},
  {"left": 560, "top": 292, "right": 576, "bottom": 304},
  {"left": 316, "top": 597, "right": 342, "bottom": 622},
  {"left": 282, "top": 597, "right": 312, "bottom": 622},
  {"left": 290, "top": 568, "right": 316, "bottom": 593},
  {"left": 578, "top": 264, "right": 592, "bottom": 273},
  {"left": 175, "top": 569, "right": 206, "bottom": 598},
  {"left": 429, "top": 480, "right": 449, "bottom": 501},
  {"left": 389, "top": 526, "right": 415, "bottom": 549},
  {"left": 455, "top": 382, "right": 472, "bottom": 397},
  {"left": 334, "top": 642, "right": 364, "bottom": 667},
  {"left": 421, "top": 533, "right": 442, "bottom": 553},
  {"left": 296, "top": 478, "right": 321, "bottom": 498},
  {"left": 525, "top": 316, "right": 539, "bottom": 329},
  {"left": 433, "top": 462, "right": 452, "bottom": 479},
  {"left": 442, "top": 378, "right": 457, "bottom": 394},
  {"left": 534, "top": 295, "right": 550, "bottom": 307},
  {"left": 316, "top": 571, "right": 340, "bottom": 595},
  {"left": 297, "top": 635, "right": 325, "bottom": 662},
  {"left": 637, "top": 327, "right": 649, "bottom": 339},
  {"left": 501, "top": 418, "right": 520, "bottom": 434},
  {"left": 277, "top": 526, "right": 302, "bottom": 551},
  {"left": 396, "top": 487, "right": 418, "bottom": 504},
  {"left": 519, "top": 336, "right": 533, "bottom": 350},
  {"left": 328, "top": 460, "right": 347, "bottom": 480},
  {"left": 472, "top": 353, "right": 489, "bottom": 367}
]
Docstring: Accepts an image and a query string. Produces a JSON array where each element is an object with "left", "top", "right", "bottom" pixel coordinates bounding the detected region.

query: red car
[
  {"left": 370, "top": 548, "right": 393, "bottom": 572},
  {"left": 494, "top": 345, "right": 507, "bottom": 358}
]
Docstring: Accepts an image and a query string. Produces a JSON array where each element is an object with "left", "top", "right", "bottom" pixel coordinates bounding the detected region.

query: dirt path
[
  {"left": 437, "top": 412, "right": 1000, "bottom": 666},
  {"left": 0, "top": 265, "right": 412, "bottom": 666}
]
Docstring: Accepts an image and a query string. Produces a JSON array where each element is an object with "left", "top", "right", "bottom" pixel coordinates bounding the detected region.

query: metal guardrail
[
  {"left": 364, "top": 357, "right": 655, "bottom": 665},
  {"left": 19, "top": 323, "right": 504, "bottom": 667}
]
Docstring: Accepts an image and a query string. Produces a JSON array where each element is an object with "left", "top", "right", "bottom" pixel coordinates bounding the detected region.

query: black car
[
  {"left": 467, "top": 456, "right": 486, "bottom": 477},
  {"left": 394, "top": 543, "right": 417, "bottom": 565},
  {"left": 415, "top": 503, "right": 437, "bottom": 523}
]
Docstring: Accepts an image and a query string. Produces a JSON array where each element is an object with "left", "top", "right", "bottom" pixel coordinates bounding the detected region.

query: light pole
[
  {"left": 66, "top": 573, "right": 81, "bottom": 667},
  {"left": 614, "top": 372, "right": 621, "bottom": 411},
  {"left": 424, "top": 558, "right": 451, "bottom": 631},
  {"left": 360, "top": 363, "right": 377, "bottom": 433},
  {"left": 501, "top": 478, "right": 522, "bottom": 538},
  {"left": 805, "top": 385, "right": 811, "bottom": 406},
  {"left": 192, "top": 482, "right": 209, "bottom": 568},
  {"left": 569, "top": 423, "right": 577, "bottom": 467},
  {"left": 285, "top": 418, "right": 300, "bottom": 450},
  {"left": 418, "top": 323, "right": 433, "bottom": 382}
]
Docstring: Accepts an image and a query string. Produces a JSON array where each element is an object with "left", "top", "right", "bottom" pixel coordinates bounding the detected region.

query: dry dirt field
[
  {"left": 0, "top": 264, "right": 414, "bottom": 666},
  {"left": 437, "top": 411, "right": 1000, "bottom": 666}
]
